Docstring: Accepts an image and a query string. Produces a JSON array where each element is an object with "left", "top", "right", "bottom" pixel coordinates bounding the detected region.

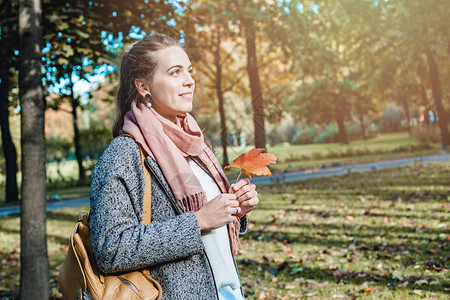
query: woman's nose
[{"left": 184, "top": 72, "right": 195, "bottom": 87}]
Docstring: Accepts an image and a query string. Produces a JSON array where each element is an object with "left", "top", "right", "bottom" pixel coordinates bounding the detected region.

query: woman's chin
[{"left": 180, "top": 103, "right": 193, "bottom": 114}]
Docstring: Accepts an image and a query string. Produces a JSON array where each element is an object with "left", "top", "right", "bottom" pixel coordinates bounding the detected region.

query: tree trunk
[
  {"left": 420, "top": 85, "right": 430, "bottom": 125},
  {"left": 70, "top": 84, "right": 85, "bottom": 184},
  {"left": 0, "top": 20, "right": 19, "bottom": 204},
  {"left": 336, "top": 115, "right": 348, "bottom": 144},
  {"left": 359, "top": 114, "right": 366, "bottom": 140},
  {"left": 426, "top": 50, "right": 449, "bottom": 150},
  {"left": 242, "top": 18, "right": 266, "bottom": 149},
  {"left": 0, "top": 72, "right": 19, "bottom": 204},
  {"left": 213, "top": 31, "right": 229, "bottom": 166},
  {"left": 400, "top": 96, "right": 411, "bottom": 136},
  {"left": 18, "top": 0, "right": 49, "bottom": 298},
  {"left": 334, "top": 95, "right": 348, "bottom": 144}
]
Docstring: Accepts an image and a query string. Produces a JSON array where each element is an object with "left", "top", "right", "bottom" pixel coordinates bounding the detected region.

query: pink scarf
[{"left": 123, "top": 102, "right": 240, "bottom": 255}]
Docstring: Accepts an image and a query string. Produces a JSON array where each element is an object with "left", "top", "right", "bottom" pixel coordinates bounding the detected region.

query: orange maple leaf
[{"left": 224, "top": 148, "right": 278, "bottom": 181}]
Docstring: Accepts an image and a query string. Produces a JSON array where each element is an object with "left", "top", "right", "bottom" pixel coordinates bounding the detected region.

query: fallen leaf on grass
[
  {"left": 377, "top": 253, "right": 393, "bottom": 259},
  {"left": 392, "top": 270, "right": 404, "bottom": 281},
  {"left": 283, "top": 247, "right": 293, "bottom": 254},
  {"left": 414, "top": 279, "right": 428, "bottom": 286},
  {"left": 224, "top": 148, "right": 277, "bottom": 181},
  {"left": 359, "top": 281, "right": 373, "bottom": 293},
  {"left": 305, "top": 292, "right": 318, "bottom": 297},
  {"left": 398, "top": 281, "right": 409, "bottom": 287},
  {"left": 427, "top": 249, "right": 441, "bottom": 254}
]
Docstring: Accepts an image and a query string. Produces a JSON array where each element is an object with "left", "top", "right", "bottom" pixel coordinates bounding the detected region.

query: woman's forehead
[{"left": 156, "top": 46, "right": 191, "bottom": 69}]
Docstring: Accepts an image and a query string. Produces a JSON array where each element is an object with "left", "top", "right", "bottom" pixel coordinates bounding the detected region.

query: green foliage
[
  {"left": 291, "top": 126, "right": 316, "bottom": 145},
  {"left": 46, "top": 137, "right": 72, "bottom": 162},
  {"left": 314, "top": 123, "right": 339, "bottom": 143},
  {"left": 267, "top": 121, "right": 377, "bottom": 146},
  {"left": 411, "top": 125, "right": 442, "bottom": 145},
  {"left": 79, "top": 123, "right": 112, "bottom": 159},
  {"left": 377, "top": 105, "right": 406, "bottom": 133}
]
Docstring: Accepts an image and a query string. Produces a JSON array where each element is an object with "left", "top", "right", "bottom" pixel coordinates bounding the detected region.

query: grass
[
  {"left": 222, "top": 131, "right": 445, "bottom": 178},
  {"left": 217, "top": 132, "right": 440, "bottom": 163},
  {"left": 238, "top": 161, "right": 450, "bottom": 299},
  {"left": 0, "top": 162, "right": 448, "bottom": 299}
]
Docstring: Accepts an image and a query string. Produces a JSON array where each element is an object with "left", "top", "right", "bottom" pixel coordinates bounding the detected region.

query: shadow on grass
[
  {"left": 250, "top": 220, "right": 449, "bottom": 238},
  {"left": 0, "top": 226, "right": 70, "bottom": 248},
  {"left": 237, "top": 258, "right": 449, "bottom": 294},
  {"left": 46, "top": 210, "right": 80, "bottom": 223},
  {"left": 243, "top": 225, "right": 449, "bottom": 268},
  {"left": 254, "top": 205, "right": 448, "bottom": 222}
]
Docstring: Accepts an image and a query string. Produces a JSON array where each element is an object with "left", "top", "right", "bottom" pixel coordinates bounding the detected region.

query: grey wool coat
[{"left": 89, "top": 136, "right": 248, "bottom": 300}]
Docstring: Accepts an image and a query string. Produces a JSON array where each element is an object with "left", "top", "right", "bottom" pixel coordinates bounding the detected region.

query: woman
[{"left": 89, "top": 33, "right": 259, "bottom": 299}]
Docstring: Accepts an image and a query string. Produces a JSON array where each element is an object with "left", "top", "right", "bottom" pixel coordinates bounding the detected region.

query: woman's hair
[{"left": 112, "top": 33, "right": 182, "bottom": 137}]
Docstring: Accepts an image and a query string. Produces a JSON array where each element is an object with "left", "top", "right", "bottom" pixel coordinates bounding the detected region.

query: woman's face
[{"left": 149, "top": 46, "right": 195, "bottom": 122}]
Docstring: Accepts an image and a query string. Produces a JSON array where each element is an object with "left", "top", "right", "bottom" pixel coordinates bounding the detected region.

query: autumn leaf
[{"left": 224, "top": 148, "right": 278, "bottom": 181}]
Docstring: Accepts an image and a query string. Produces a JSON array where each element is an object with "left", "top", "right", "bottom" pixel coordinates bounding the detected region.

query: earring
[{"left": 145, "top": 93, "right": 152, "bottom": 108}]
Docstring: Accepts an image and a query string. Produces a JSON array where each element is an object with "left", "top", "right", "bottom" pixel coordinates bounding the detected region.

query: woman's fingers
[
  {"left": 196, "top": 193, "right": 242, "bottom": 231},
  {"left": 231, "top": 181, "right": 257, "bottom": 200},
  {"left": 240, "top": 197, "right": 259, "bottom": 208}
]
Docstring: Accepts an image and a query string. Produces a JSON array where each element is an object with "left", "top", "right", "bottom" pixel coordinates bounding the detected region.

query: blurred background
[{"left": 1, "top": 0, "right": 449, "bottom": 202}]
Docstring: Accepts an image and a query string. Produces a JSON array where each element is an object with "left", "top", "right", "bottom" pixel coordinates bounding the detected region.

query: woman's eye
[{"left": 171, "top": 70, "right": 180, "bottom": 76}]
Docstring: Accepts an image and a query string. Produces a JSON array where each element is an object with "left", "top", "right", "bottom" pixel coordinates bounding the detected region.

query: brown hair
[{"left": 112, "top": 33, "right": 182, "bottom": 137}]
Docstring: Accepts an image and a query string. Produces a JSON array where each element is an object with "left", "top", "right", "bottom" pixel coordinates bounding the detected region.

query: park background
[{"left": 0, "top": 0, "right": 449, "bottom": 299}]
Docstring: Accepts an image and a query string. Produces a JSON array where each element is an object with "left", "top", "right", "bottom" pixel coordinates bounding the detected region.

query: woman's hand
[
  {"left": 230, "top": 179, "right": 259, "bottom": 218},
  {"left": 195, "top": 194, "right": 240, "bottom": 232}
]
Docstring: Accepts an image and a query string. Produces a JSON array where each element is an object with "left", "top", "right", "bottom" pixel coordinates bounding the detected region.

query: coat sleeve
[
  {"left": 89, "top": 137, "right": 204, "bottom": 274},
  {"left": 239, "top": 215, "right": 249, "bottom": 235}
]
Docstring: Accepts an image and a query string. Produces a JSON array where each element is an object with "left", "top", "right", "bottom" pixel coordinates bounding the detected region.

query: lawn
[
  {"left": 0, "top": 161, "right": 448, "bottom": 299},
  {"left": 217, "top": 131, "right": 441, "bottom": 164},
  {"left": 219, "top": 131, "right": 444, "bottom": 178},
  {"left": 238, "top": 161, "right": 449, "bottom": 299}
]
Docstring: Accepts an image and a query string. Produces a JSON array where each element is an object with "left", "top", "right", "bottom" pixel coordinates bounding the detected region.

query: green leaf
[{"left": 290, "top": 267, "right": 303, "bottom": 275}]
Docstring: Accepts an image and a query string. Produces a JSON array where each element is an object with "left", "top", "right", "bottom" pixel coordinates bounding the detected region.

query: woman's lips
[{"left": 179, "top": 92, "right": 193, "bottom": 100}]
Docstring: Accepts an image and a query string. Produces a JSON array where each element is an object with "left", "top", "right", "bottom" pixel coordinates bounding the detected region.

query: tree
[
  {"left": 41, "top": 0, "right": 180, "bottom": 183},
  {"left": 294, "top": 79, "right": 354, "bottom": 143},
  {"left": 225, "top": 0, "right": 280, "bottom": 149},
  {"left": 18, "top": 0, "right": 49, "bottom": 298},
  {"left": 373, "top": 0, "right": 449, "bottom": 148},
  {"left": 185, "top": 0, "right": 248, "bottom": 165},
  {"left": 426, "top": 49, "right": 449, "bottom": 149},
  {"left": 0, "top": 0, "right": 19, "bottom": 203},
  {"left": 242, "top": 16, "right": 266, "bottom": 148},
  {"left": 278, "top": 1, "right": 372, "bottom": 144}
]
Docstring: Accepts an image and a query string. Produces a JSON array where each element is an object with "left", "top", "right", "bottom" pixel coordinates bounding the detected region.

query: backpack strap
[{"left": 118, "top": 134, "right": 152, "bottom": 225}]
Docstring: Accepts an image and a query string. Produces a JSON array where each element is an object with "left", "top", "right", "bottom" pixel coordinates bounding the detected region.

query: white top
[{"left": 188, "top": 159, "right": 243, "bottom": 299}]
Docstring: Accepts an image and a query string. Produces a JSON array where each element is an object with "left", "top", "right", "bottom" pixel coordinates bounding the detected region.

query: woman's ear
[{"left": 134, "top": 79, "right": 150, "bottom": 98}]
